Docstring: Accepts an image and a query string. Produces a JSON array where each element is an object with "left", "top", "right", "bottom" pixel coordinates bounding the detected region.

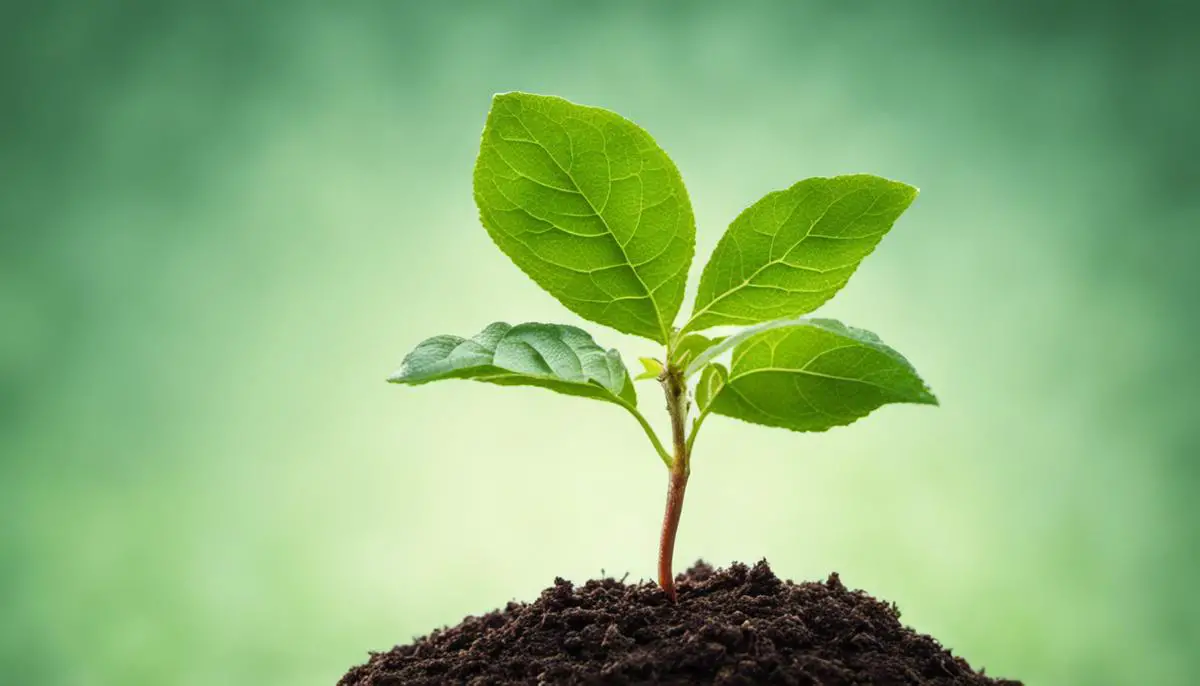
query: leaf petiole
[
  {"left": 685, "top": 408, "right": 711, "bottom": 456},
  {"left": 619, "top": 400, "right": 672, "bottom": 468}
]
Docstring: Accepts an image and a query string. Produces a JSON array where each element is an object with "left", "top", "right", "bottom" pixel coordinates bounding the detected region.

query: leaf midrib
[{"left": 728, "top": 365, "right": 911, "bottom": 396}]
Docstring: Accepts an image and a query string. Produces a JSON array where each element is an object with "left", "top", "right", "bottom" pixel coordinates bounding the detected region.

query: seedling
[{"left": 390, "top": 93, "right": 936, "bottom": 601}]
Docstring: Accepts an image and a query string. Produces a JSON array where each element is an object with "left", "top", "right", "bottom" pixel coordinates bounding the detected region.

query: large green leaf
[
  {"left": 684, "top": 175, "right": 916, "bottom": 333},
  {"left": 388, "top": 321, "right": 637, "bottom": 407},
  {"left": 474, "top": 92, "right": 696, "bottom": 343},
  {"left": 707, "top": 319, "right": 936, "bottom": 432}
]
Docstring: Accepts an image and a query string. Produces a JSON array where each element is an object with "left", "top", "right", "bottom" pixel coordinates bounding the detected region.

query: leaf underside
[
  {"left": 686, "top": 175, "right": 917, "bottom": 333},
  {"left": 389, "top": 321, "right": 637, "bottom": 407},
  {"left": 474, "top": 92, "right": 696, "bottom": 343},
  {"left": 707, "top": 318, "right": 936, "bottom": 432}
]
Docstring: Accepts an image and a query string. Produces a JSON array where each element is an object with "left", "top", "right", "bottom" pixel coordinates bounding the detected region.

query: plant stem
[{"left": 657, "top": 365, "right": 690, "bottom": 602}]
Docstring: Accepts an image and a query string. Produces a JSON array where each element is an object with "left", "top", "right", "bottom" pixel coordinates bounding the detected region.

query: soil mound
[{"left": 340, "top": 560, "right": 1019, "bottom": 685}]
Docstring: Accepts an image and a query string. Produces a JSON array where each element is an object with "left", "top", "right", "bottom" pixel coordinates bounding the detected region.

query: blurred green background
[{"left": 3, "top": 2, "right": 1197, "bottom": 684}]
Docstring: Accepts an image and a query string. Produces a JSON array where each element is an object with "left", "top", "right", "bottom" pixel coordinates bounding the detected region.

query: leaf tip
[
  {"left": 488, "top": 91, "right": 524, "bottom": 113},
  {"left": 491, "top": 90, "right": 540, "bottom": 108},
  {"left": 889, "top": 178, "right": 919, "bottom": 206},
  {"left": 635, "top": 356, "right": 665, "bottom": 381}
]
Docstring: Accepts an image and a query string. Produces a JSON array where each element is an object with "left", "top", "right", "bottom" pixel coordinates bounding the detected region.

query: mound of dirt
[{"left": 339, "top": 560, "right": 1020, "bottom": 685}]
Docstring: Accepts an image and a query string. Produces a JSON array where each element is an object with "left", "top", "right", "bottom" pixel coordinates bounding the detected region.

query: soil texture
[{"left": 339, "top": 560, "right": 1020, "bottom": 685}]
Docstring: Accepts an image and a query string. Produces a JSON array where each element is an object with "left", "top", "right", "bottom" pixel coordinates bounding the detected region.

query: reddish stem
[
  {"left": 657, "top": 459, "right": 689, "bottom": 601},
  {"left": 657, "top": 366, "right": 690, "bottom": 602}
]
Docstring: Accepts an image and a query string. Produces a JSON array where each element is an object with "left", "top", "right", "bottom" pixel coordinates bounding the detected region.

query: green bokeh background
[{"left": 3, "top": 3, "right": 1197, "bottom": 685}]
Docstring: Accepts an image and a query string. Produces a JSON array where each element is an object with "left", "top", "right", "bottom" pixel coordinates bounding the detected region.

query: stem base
[{"left": 657, "top": 464, "right": 689, "bottom": 601}]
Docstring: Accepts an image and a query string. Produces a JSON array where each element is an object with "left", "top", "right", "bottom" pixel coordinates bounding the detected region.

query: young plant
[{"left": 390, "top": 93, "right": 936, "bottom": 601}]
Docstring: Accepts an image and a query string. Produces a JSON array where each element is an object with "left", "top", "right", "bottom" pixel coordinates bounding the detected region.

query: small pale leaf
[{"left": 636, "top": 357, "right": 664, "bottom": 381}]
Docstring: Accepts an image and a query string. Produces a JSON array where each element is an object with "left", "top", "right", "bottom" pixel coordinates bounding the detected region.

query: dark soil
[{"left": 339, "top": 561, "right": 1020, "bottom": 685}]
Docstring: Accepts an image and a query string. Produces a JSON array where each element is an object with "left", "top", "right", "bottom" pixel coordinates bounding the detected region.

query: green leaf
[
  {"left": 695, "top": 363, "right": 728, "bottom": 413},
  {"left": 474, "top": 92, "right": 696, "bottom": 344},
  {"left": 683, "top": 316, "right": 815, "bottom": 378},
  {"left": 684, "top": 175, "right": 917, "bottom": 333},
  {"left": 670, "top": 333, "right": 724, "bottom": 369},
  {"left": 635, "top": 357, "right": 664, "bottom": 381},
  {"left": 707, "top": 319, "right": 936, "bottom": 432},
  {"left": 389, "top": 321, "right": 637, "bottom": 407}
]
